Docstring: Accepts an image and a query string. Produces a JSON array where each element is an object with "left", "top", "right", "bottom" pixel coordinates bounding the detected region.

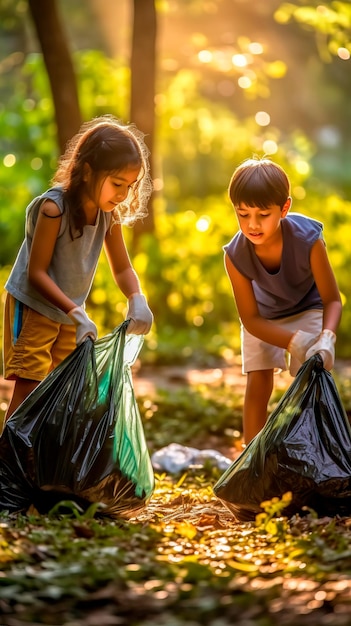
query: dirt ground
[
  {"left": 0, "top": 361, "right": 259, "bottom": 409},
  {"left": 1, "top": 357, "right": 351, "bottom": 481},
  {"left": 0, "top": 361, "right": 295, "bottom": 464},
  {"left": 134, "top": 358, "right": 351, "bottom": 398},
  {"left": 0, "top": 361, "right": 291, "bottom": 444},
  {"left": 1, "top": 358, "right": 351, "bottom": 407},
  {"left": 133, "top": 361, "right": 294, "bottom": 395}
]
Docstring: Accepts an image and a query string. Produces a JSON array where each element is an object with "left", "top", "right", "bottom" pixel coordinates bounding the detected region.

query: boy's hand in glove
[
  {"left": 68, "top": 306, "right": 97, "bottom": 345},
  {"left": 288, "top": 330, "right": 319, "bottom": 364},
  {"left": 305, "top": 329, "right": 336, "bottom": 370},
  {"left": 126, "top": 293, "right": 153, "bottom": 335}
]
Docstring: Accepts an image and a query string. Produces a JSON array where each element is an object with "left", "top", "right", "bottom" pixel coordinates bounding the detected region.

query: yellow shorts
[{"left": 2, "top": 293, "right": 76, "bottom": 382}]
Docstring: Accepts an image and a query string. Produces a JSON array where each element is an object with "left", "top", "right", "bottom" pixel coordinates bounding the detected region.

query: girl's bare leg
[{"left": 5, "top": 378, "right": 39, "bottom": 421}]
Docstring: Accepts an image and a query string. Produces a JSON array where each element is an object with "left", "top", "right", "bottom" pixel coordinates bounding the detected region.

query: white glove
[
  {"left": 305, "top": 329, "right": 336, "bottom": 370},
  {"left": 287, "top": 330, "right": 319, "bottom": 364},
  {"left": 67, "top": 306, "right": 97, "bottom": 345},
  {"left": 126, "top": 294, "right": 153, "bottom": 335}
]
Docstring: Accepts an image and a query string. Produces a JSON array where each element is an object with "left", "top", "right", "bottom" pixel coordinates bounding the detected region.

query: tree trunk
[
  {"left": 27, "top": 0, "right": 82, "bottom": 154},
  {"left": 130, "top": 0, "right": 157, "bottom": 243}
]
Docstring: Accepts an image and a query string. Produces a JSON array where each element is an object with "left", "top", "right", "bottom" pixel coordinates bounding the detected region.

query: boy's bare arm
[
  {"left": 224, "top": 253, "right": 294, "bottom": 349},
  {"left": 310, "top": 238, "right": 342, "bottom": 333}
]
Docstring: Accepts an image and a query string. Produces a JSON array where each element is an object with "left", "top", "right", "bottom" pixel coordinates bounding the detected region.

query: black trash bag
[
  {"left": 0, "top": 321, "right": 154, "bottom": 517},
  {"left": 214, "top": 355, "right": 351, "bottom": 521}
]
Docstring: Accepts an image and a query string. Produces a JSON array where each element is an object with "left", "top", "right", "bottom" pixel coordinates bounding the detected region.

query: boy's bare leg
[
  {"left": 5, "top": 378, "right": 39, "bottom": 421},
  {"left": 243, "top": 369, "right": 274, "bottom": 445}
]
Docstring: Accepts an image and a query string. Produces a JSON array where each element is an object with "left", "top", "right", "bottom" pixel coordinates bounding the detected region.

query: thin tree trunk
[
  {"left": 130, "top": 0, "right": 157, "bottom": 242},
  {"left": 27, "top": 0, "right": 82, "bottom": 154}
]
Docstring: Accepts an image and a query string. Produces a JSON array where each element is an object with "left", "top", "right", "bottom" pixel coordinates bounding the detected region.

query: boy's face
[{"left": 235, "top": 199, "right": 290, "bottom": 246}]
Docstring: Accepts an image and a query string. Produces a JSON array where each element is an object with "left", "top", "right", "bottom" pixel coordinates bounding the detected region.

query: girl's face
[
  {"left": 235, "top": 199, "right": 290, "bottom": 246},
  {"left": 97, "top": 166, "right": 141, "bottom": 212}
]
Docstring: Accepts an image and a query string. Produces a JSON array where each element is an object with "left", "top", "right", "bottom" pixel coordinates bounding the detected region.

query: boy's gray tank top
[
  {"left": 224, "top": 212, "right": 324, "bottom": 320},
  {"left": 5, "top": 187, "right": 112, "bottom": 324}
]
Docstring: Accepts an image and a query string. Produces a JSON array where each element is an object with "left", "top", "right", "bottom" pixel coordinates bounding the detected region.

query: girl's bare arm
[
  {"left": 104, "top": 224, "right": 142, "bottom": 297},
  {"left": 28, "top": 200, "right": 77, "bottom": 314}
]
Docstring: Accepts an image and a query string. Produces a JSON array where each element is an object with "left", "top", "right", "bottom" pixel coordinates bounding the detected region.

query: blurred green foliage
[
  {"left": 275, "top": 1, "right": 351, "bottom": 63},
  {"left": 1, "top": 50, "right": 351, "bottom": 370}
]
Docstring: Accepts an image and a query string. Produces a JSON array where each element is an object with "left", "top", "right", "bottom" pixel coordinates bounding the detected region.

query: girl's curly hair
[{"left": 52, "top": 115, "right": 153, "bottom": 236}]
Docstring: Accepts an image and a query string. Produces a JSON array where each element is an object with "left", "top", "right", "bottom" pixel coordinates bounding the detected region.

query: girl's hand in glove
[
  {"left": 126, "top": 294, "right": 153, "bottom": 335},
  {"left": 68, "top": 306, "right": 97, "bottom": 345},
  {"left": 305, "top": 329, "right": 336, "bottom": 370}
]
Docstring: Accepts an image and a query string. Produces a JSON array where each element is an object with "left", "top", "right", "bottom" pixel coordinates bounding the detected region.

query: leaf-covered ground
[
  {"left": 1, "top": 472, "right": 351, "bottom": 626},
  {"left": 1, "top": 365, "right": 351, "bottom": 625}
]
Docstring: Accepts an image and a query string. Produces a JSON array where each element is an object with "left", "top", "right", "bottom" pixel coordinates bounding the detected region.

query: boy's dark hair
[{"left": 228, "top": 157, "right": 290, "bottom": 209}]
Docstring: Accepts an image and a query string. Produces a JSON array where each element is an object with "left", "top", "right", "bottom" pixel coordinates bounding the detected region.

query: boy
[{"left": 224, "top": 157, "right": 342, "bottom": 444}]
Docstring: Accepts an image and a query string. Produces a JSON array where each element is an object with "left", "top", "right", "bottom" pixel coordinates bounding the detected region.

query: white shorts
[{"left": 241, "top": 309, "right": 323, "bottom": 376}]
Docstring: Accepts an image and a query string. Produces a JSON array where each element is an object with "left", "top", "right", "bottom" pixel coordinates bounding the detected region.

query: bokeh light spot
[
  {"left": 193, "top": 315, "right": 204, "bottom": 327},
  {"left": 248, "top": 42, "right": 263, "bottom": 55},
  {"left": 295, "top": 160, "right": 310, "bottom": 175},
  {"left": 196, "top": 216, "right": 211, "bottom": 232},
  {"left": 255, "top": 111, "right": 270, "bottom": 126},
  {"left": 262, "top": 140, "right": 277, "bottom": 155},
  {"left": 232, "top": 54, "right": 248, "bottom": 68},
  {"left": 293, "top": 186, "right": 306, "bottom": 200},
  {"left": 23, "top": 98, "right": 35, "bottom": 111},
  {"left": 31, "top": 157, "right": 43, "bottom": 170},
  {"left": 170, "top": 116, "right": 183, "bottom": 129},
  {"left": 3, "top": 154, "right": 16, "bottom": 167},
  {"left": 198, "top": 50, "right": 213, "bottom": 63},
  {"left": 337, "top": 48, "right": 350, "bottom": 61},
  {"left": 153, "top": 178, "right": 164, "bottom": 191},
  {"left": 238, "top": 76, "right": 252, "bottom": 89}
]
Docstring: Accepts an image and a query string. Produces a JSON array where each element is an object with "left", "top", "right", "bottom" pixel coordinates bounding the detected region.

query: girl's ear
[
  {"left": 281, "top": 196, "right": 292, "bottom": 217},
  {"left": 83, "top": 162, "right": 92, "bottom": 182}
]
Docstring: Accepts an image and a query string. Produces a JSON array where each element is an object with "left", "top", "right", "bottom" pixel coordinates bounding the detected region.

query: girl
[{"left": 3, "top": 114, "right": 154, "bottom": 419}]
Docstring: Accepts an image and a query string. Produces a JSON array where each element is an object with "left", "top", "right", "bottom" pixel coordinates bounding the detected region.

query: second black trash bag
[
  {"left": 214, "top": 355, "right": 351, "bottom": 521},
  {"left": 0, "top": 321, "right": 154, "bottom": 517}
]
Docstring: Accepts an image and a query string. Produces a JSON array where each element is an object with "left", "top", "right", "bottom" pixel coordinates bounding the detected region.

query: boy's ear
[{"left": 281, "top": 196, "right": 292, "bottom": 217}]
